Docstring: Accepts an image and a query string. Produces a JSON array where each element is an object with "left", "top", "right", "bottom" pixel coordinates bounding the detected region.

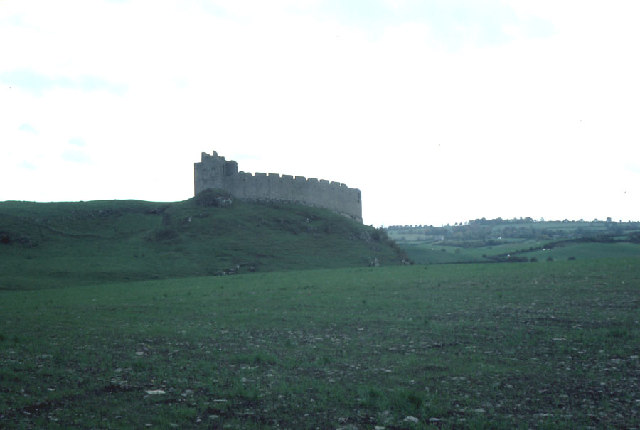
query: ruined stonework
[{"left": 194, "top": 151, "right": 363, "bottom": 223}]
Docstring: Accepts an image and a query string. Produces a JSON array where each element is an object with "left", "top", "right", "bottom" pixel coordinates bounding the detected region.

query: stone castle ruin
[{"left": 194, "top": 151, "right": 363, "bottom": 223}]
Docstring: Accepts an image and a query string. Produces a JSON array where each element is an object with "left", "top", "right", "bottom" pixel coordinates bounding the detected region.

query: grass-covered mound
[{"left": 0, "top": 190, "right": 406, "bottom": 289}]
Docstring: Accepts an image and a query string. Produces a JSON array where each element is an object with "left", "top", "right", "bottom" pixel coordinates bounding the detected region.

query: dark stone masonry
[{"left": 194, "top": 151, "right": 362, "bottom": 222}]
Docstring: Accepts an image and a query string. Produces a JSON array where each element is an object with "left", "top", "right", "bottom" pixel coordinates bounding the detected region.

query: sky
[{"left": 1, "top": 0, "right": 639, "bottom": 226}]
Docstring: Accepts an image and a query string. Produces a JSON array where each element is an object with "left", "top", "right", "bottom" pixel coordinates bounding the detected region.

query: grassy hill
[
  {"left": 2, "top": 194, "right": 639, "bottom": 427},
  {"left": 0, "top": 190, "right": 406, "bottom": 290}
]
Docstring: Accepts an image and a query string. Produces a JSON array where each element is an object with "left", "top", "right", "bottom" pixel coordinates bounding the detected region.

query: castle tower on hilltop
[{"left": 194, "top": 151, "right": 363, "bottom": 223}]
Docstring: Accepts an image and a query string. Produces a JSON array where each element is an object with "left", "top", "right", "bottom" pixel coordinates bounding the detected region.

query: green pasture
[
  {"left": 401, "top": 239, "right": 640, "bottom": 265},
  {"left": 522, "top": 242, "right": 640, "bottom": 261},
  {"left": 388, "top": 218, "right": 640, "bottom": 266},
  {"left": 0, "top": 196, "right": 404, "bottom": 290},
  {"left": 401, "top": 240, "right": 545, "bottom": 264},
  {"left": 1, "top": 259, "right": 639, "bottom": 428},
  {"left": 400, "top": 239, "right": 546, "bottom": 264}
]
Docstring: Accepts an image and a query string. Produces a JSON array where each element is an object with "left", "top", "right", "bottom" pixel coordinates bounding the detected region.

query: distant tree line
[{"left": 387, "top": 218, "right": 640, "bottom": 243}]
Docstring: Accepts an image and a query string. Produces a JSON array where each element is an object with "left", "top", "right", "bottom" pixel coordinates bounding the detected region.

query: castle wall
[{"left": 194, "top": 151, "right": 362, "bottom": 222}]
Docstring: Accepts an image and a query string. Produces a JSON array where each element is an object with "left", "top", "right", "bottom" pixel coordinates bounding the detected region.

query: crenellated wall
[{"left": 194, "top": 151, "right": 362, "bottom": 222}]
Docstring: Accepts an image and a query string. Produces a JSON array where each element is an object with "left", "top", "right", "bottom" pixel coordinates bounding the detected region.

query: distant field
[
  {"left": 2, "top": 260, "right": 639, "bottom": 428},
  {"left": 402, "top": 240, "right": 640, "bottom": 265},
  {"left": 387, "top": 219, "right": 640, "bottom": 265},
  {"left": 521, "top": 242, "right": 640, "bottom": 261}
]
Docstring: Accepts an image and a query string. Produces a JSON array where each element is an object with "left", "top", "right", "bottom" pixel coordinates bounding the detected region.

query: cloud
[
  {"left": 18, "top": 123, "right": 37, "bottom": 133},
  {"left": 625, "top": 164, "right": 640, "bottom": 175},
  {"left": 68, "top": 137, "right": 86, "bottom": 147},
  {"left": 1, "top": 0, "right": 639, "bottom": 224},
  {"left": 62, "top": 149, "right": 91, "bottom": 164},
  {"left": 19, "top": 161, "right": 37, "bottom": 170},
  {"left": 0, "top": 70, "right": 126, "bottom": 96},
  {"left": 62, "top": 138, "right": 91, "bottom": 164},
  {"left": 311, "top": 0, "right": 555, "bottom": 50}
]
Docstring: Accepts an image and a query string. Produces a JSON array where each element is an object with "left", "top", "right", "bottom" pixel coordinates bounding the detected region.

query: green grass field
[
  {"left": 0, "top": 195, "right": 405, "bottom": 290},
  {"left": 402, "top": 240, "right": 640, "bottom": 265},
  {"left": 388, "top": 219, "right": 640, "bottom": 266},
  {"left": 2, "top": 259, "right": 639, "bottom": 428}
]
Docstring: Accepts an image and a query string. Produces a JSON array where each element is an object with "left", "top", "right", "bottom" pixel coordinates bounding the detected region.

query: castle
[{"left": 194, "top": 151, "right": 363, "bottom": 223}]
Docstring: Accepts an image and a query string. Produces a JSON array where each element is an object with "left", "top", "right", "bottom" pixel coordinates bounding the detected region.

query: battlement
[{"left": 194, "top": 151, "right": 362, "bottom": 222}]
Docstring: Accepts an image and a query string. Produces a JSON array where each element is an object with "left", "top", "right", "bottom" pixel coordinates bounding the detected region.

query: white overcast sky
[{"left": 1, "top": 0, "right": 639, "bottom": 226}]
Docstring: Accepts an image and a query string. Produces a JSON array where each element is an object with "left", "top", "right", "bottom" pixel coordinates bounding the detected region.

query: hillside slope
[{"left": 0, "top": 190, "right": 407, "bottom": 289}]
